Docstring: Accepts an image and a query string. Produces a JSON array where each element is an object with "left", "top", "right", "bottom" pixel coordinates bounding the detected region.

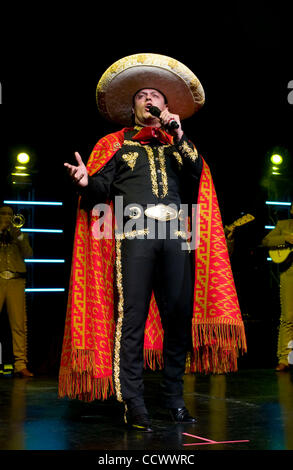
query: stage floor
[{"left": 0, "top": 369, "right": 293, "bottom": 457}]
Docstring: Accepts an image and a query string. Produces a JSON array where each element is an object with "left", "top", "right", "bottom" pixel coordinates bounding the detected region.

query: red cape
[{"left": 59, "top": 128, "right": 247, "bottom": 401}]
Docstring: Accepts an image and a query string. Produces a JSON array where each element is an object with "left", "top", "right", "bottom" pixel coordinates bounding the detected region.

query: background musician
[
  {"left": 262, "top": 202, "right": 293, "bottom": 371},
  {"left": 0, "top": 205, "right": 34, "bottom": 377}
]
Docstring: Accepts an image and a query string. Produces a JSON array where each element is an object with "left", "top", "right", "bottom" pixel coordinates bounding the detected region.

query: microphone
[{"left": 147, "top": 105, "right": 179, "bottom": 130}]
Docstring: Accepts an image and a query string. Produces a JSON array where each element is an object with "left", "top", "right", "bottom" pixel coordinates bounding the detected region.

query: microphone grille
[{"left": 148, "top": 106, "right": 161, "bottom": 117}]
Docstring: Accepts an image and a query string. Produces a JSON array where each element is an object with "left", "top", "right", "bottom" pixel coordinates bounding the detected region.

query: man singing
[{"left": 59, "top": 53, "right": 246, "bottom": 432}]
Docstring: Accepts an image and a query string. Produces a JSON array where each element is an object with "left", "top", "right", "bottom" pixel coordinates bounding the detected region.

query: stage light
[
  {"left": 270, "top": 154, "right": 283, "bottom": 165},
  {"left": 4, "top": 200, "right": 63, "bottom": 206},
  {"left": 24, "top": 259, "right": 65, "bottom": 263},
  {"left": 265, "top": 201, "right": 291, "bottom": 206},
  {"left": 265, "top": 225, "right": 275, "bottom": 229},
  {"left": 21, "top": 228, "right": 63, "bottom": 233},
  {"left": 25, "top": 288, "right": 65, "bottom": 292},
  {"left": 16, "top": 153, "right": 30, "bottom": 164},
  {"left": 11, "top": 172, "right": 30, "bottom": 177}
]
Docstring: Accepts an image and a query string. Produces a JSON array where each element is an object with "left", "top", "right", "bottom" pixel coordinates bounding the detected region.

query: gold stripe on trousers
[
  {"left": 113, "top": 238, "right": 124, "bottom": 402},
  {"left": 113, "top": 229, "right": 150, "bottom": 402}
]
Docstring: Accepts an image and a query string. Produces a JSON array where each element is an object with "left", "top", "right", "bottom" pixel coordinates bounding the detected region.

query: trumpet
[{"left": 11, "top": 213, "right": 25, "bottom": 228}]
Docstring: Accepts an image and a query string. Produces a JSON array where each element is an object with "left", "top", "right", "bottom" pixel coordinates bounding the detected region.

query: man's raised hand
[{"left": 64, "top": 152, "right": 89, "bottom": 187}]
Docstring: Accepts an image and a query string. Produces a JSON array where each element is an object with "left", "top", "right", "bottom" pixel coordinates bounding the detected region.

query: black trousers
[{"left": 113, "top": 228, "right": 194, "bottom": 411}]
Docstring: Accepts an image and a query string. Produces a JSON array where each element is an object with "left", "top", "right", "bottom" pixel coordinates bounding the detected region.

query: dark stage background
[{"left": 0, "top": 3, "right": 292, "bottom": 374}]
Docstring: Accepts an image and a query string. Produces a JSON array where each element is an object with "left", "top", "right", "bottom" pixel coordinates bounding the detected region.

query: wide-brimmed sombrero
[{"left": 96, "top": 53, "right": 205, "bottom": 126}]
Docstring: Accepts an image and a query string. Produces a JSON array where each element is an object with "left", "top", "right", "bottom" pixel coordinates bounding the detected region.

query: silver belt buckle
[
  {"left": 0, "top": 271, "right": 14, "bottom": 280},
  {"left": 144, "top": 204, "right": 178, "bottom": 221}
]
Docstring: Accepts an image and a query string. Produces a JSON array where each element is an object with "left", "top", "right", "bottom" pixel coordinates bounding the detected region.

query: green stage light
[
  {"left": 16, "top": 152, "right": 30, "bottom": 164},
  {"left": 270, "top": 154, "right": 283, "bottom": 165}
]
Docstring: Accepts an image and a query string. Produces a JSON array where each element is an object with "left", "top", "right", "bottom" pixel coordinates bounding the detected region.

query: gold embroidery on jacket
[
  {"left": 158, "top": 146, "right": 168, "bottom": 197},
  {"left": 123, "top": 140, "right": 141, "bottom": 147},
  {"left": 173, "top": 151, "right": 183, "bottom": 167},
  {"left": 144, "top": 145, "right": 159, "bottom": 197},
  {"left": 113, "top": 141, "right": 122, "bottom": 151},
  {"left": 174, "top": 230, "right": 189, "bottom": 239},
  {"left": 179, "top": 141, "right": 198, "bottom": 162},
  {"left": 174, "top": 231, "right": 191, "bottom": 253},
  {"left": 121, "top": 152, "right": 139, "bottom": 171},
  {"left": 120, "top": 139, "right": 171, "bottom": 198},
  {"left": 115, "top": 229, "right": 150, "bottom": 240}
]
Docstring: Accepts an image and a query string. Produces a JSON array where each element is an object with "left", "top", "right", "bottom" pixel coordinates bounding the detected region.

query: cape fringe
[
  {"left": 58, "top": 350, "right": 114, "bottom": 402},
  {"left": 144, "top": 348, "right": 164, "bottom": 370},
  {"left": 58, "top": 324, "right": 247, "bottom": 401},
  {"left": 58, "top": 348, "right": 164, "bottom": 402},
  {"left": 58, "top": 371, "right": 114, "bottom": 402},
  {"left": 189, "top": 322, "right": 247, "bottom": 374}
]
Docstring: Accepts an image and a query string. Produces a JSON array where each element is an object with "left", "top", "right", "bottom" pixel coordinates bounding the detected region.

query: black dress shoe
[
  {"left": 124, "top": 408, "right": 153, "bottom": 432},
  {"left": 169, "top": 407, "right": 197, "bottom": 423}
]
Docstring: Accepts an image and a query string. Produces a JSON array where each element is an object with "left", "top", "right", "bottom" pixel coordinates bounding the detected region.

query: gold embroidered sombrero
[{"left": 96, "top": 53, "right": 205, "bottom": 126}]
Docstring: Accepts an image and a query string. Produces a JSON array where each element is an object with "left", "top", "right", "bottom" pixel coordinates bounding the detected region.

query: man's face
[
  {"left": 0, "top": 207, "right": 13, "bottom": 229},
  {"left": 132, "top": 88, "right": 168, "bottom": 126}
]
